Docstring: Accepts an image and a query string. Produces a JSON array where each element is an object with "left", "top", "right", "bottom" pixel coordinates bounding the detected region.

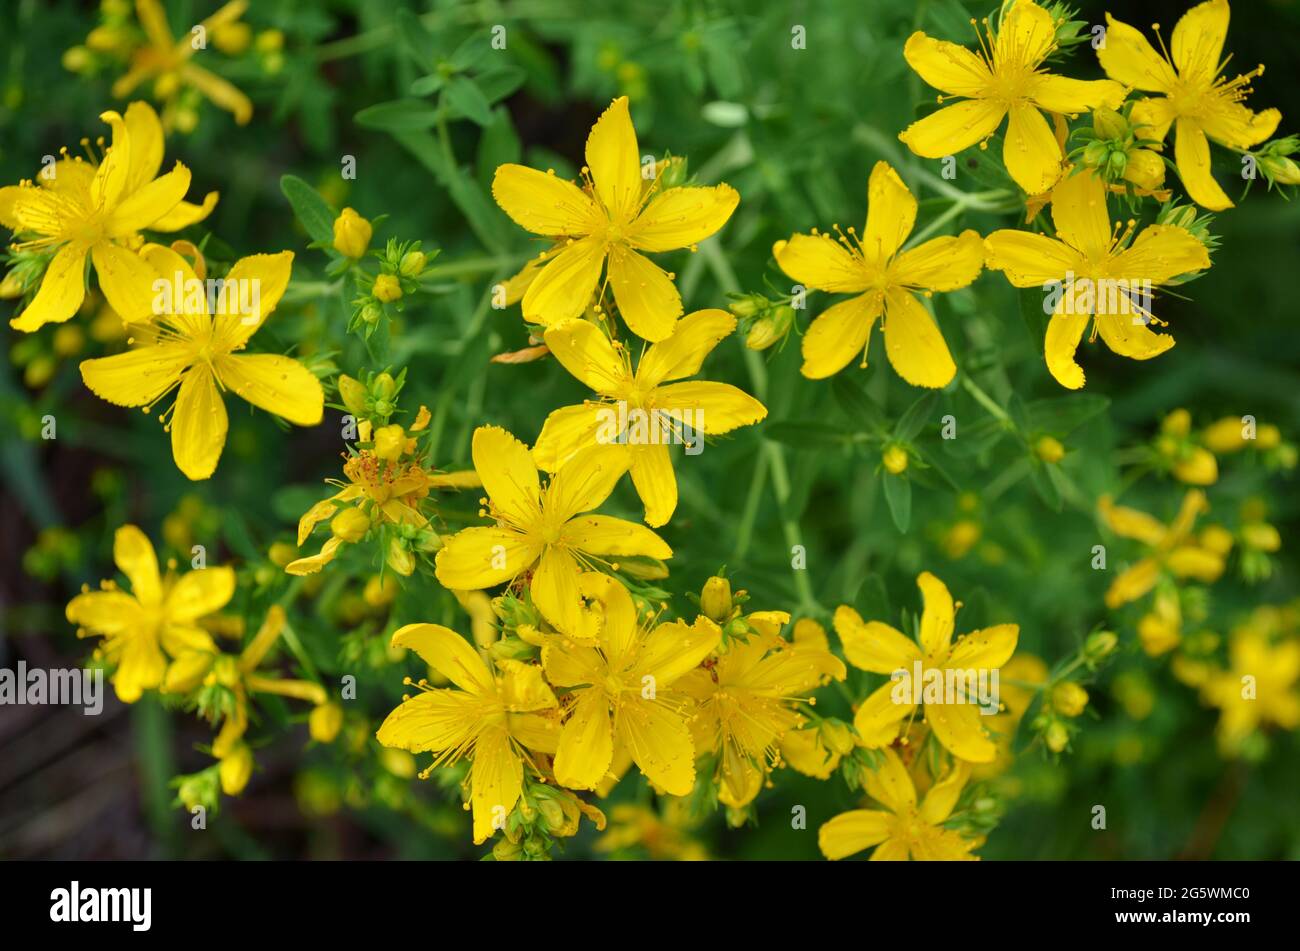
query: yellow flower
[
  {"left": 541, "top": 573, "right": 720, "bottom": 795},
  {"left": 309, "top": 701, "right": 344, "bottom": 743},
  {"left": 78, "top": 244, "right": 322, "bottom": 480},
  {"left": 596, "top": 801, "right": 708, "bottom": 860},
  {"left": 0, "top": 101, "right": 217, "bottom": 332},
  {"left": 773, "top": 161, "right": 984, "bottom": 386},
  {"left": 376, "top": 623, "right": 561, "bottom": 844},
  {"left": 1097, "top": 0, "right": 1280, "bottom": 210},
  {"left": 111, "top": 0, "right": 254, "bottom": 129},
  {"left": 287, "top": 450, "right": 478, "bottom": 576},
  {"left": 435, "top": 426, "right": 671, "bottom": 636},
  {"left": 985, "top": 170, "right": 1210, "bottom": 389},
  {"left": 1202, "top": 625, "right": 1300, "bottom": 754},
  {"left": 834, "top": 571, "right": 1019, "bottom": 763},
  {"left": 819, "top": 749, "right": 978, "bottom": 860},
  {"left": 491, "top": 96, "right": 739, "bottom": 341},
  {"left": 899, "top": 0, "right": 1124, "bottom": 194},
  {"left": 677, "top": 615, "right": 846, "bottom": 807},
  {"left": 65, "top": 524, "right": 231, "bottom": 702},
  {"left": 1099, "top": 489, "right": 1224, "bottom": 609},
  {"left": 535, "top": 310, "right": 766, "bottom": 526},
  {"left": 332, "top": 207, "right": 372, "bottom": 259}
]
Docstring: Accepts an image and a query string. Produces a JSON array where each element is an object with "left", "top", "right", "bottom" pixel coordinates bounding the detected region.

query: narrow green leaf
[{"left": 279, "top": 174, "right": 335, "bottom": 245}]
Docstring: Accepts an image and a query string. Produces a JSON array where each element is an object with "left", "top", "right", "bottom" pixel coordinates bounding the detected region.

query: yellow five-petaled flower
[
  {"left": 492, "top": 96, "right": 739, "bottom": 342},
  {"left": 78, "top": 244, "right": 324, "bottom": 480},
  {"left": 1097, "top": 0, "right": 1280, "bottom": 210},
  {"left": 774, "top": 161, "right": 984, "bottom": 387}
]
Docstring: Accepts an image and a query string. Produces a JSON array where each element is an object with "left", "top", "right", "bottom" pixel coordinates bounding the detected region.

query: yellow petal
[
  {"left": 1167, "top": 546, "right": 1225, "bottom": 582},
  {"left": 1113, "top": 224, "right": 1210, "bottom": 285},
  {"left": 652, "top": 380, "right": 767, "bottom": 435},
  {"left": 470, "top": 727, "right": 523, "bottom": 844},
  {"left": 165, "top": 565, "right": 236, "bottom": 622},
  {"left": 90, "top": 241, "right": 160, "bottom": 323},
  {"left": 586, "top": 96, "right": 641, "bottom": 222},
  {"left": 819, "top": 810, "right": 893, "bottom": 860},
  {"left": 554, "top": 689, "right": 614, "bottom": 790},
  {"left": 150, "top": 192, "right": 220, "bottom": 232},
  {"left": 80, "top": 343, "right": 191, "bottom": 407},
  {"left": 1202, "top": 104, "right": 1279, "bottom": 150},
  {"left": 629, "top": 184, "right": 739, "bottom": 252},
  {"left": 391, "top": 622, "right": 493, "bottom": 693},
  {"left": 607, "top": 244, "right": 680, "bottom": 342},
  {"left": 285, "top": 536, "right": 344, "bottom": 576},
  {"left": 179, "top": 63, "right": 253, "bottom": 124},
  {"left": 983, "top": 229, "right": 1079, "bottom": 287},
  {"left": 434, "top": 527, "right": 538, "bottom": 589},
  {"left": 0, "top": 184, "right": 22, "bottom": 230},
  {"left": 882, "top": 287, "right": 955, "bottom": 388},
  {"left": 541, "top": 317, "right": 631, "bottom": 395},
  {"left": 833, "top": 605, "right": 922, "bottom": 674},
  {"left": 1094, "top": 306, "right": 1175, "bottom": 362},
  {"left": 496, "top": 658, "right": 558, "bottom": 712},
  {"left": 862, "top": 161, "right": 916, "bottom": 263},
  {"left": 1098, "top": 495, "right": 1167, "bottom": 545},
  {"left": 637, "top": 308, "right": 736, "bottom": 387},
  {"left": 1170, "top": 0, "right": 1229, "bottom": 84},
  {"left": 91, "top": 111, "right": 132, "bottom": 211},
  {"left": 1132, "top": 97, "right": 1177, "bottom": 143},
  {"left": 531, "top": 546, "right": 584, "bottom": 635},
  {"left": 1043, "top": 294, "right": 1091, "bottom": 390},
  {"left": 545, "top": 445, "right": 627, "bottom": 521},
  {"left": 562, "top": 514, "right": 672, "bottom": 559},
  {"left": 1097, "top": 14, "right": 1178, "bottom": 91},
  {"left": 853, "top": 681, "right": 914, "bottom": 747},
  {"left": 629, "top": 443, "right": 677, "bottom": 527},
  {"left": 995, "top": 0, "right": 1056, "bottom": 69},
  {"left": 492, "top": 164, "right": 599, "bottom": 237},
  {"left": 10, "top": 242, "right": 88, "bottom": 332},
  {"left": 632, "top": 616, "right": 721, "bottom": 685},
  {"left": 920, "top": 760, "right": 970, "bottom": 824},
  {"left": 617, "top": 697, "right": 696, "bottom": 796},
  {"left": 170, "top": 365, "right": 228, "bottom": 481},
  {"left": 946, "top": 623, "right": 1019, "bottom": 670},
  {"left": 864, "top": 747, "right": 917, "bottom": 812},
  {"left": 521, "top": 234, "right": 606, "bottom": 326},
  {"left": 902, "top": 31, "right": 992, "bottom": 97},
  {"left": 212, "top": 251, "right": 294, "bottom": 349},
  {"left": 1050, "top": 169, "right": 1111, "bottom": 258},
  {"left": 1003, "top": 103, "right": 1062, "bottom": 195},
  {"left": 105, "top": 161, "right": 191, "bottom": 236},
  {"left": 1175, "top": 119, "right": 1232, "bottom": 210},
  {"left": 800, "top": 292, "right": 882, "bottom": 379},
  {"left": 114, "top": 524, "right": 162, "bottom": 604},
  {"left": 926, "top": 695, "right": 996, "bottom": 762},
  {"left": 123, "top": 101, "right": 164, "bottom": 191},
  {"left": 917, "top": 571, "right": 955, "bottom": 658},
  {"left": 214, "top": 353, "right": 323, "bottom": 426},
  {"left": 113, "top": 634, "right": 167, "bottom": 703},
  {"left": 1028, "top": 76, "right": 1125, "bottom": 115},
  {"left": 473, "top": 425, "right": 542, "bottom": 526},
  {"left": 67, "top": 591, "right": 143, "bottom": 634},
  {"left": 899, "top": 98, "right": 1005, "bottom": 159},
  {"left": 376, "top": 688, "right": 481, "bottom": 754},
  {"left": 894, "top": 229, "right": 984, "bottom": 291},
  {"left": 773, "top": 232, "right": 870, "bottom": 293},
  {"left": 1105, "top": 557, "right": 1160, "bottom": 608},
  {"left": 534, "top": 402, "right": 607, "bottom": 472}
]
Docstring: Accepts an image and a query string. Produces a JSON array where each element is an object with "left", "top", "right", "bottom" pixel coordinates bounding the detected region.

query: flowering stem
[{"left": 960, "top": 374, "right": 1013, "bottom": 425}]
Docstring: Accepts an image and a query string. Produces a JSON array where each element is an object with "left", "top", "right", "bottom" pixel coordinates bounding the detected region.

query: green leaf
[
  {"left": 1026, "top": 393, "right": 1111, "bottom": 435},
  {"left": 1028, "top": 460, "right": 1063, "bottom": 510},
  {"left": 444, "top": 75, "right": 493, "bottom": 126},
  {"left": 1019, "top": 285, "right": 1049, "bottom": 356},
  {"left": 391, "top": 130, "right": 509, "bottom": 253},
  {"left": 355, "top": 99, "right": 442, "bottom": 132},
  {"left": 279, "top": 175, "right": 335, "bottom": 245},
  {"left": 893, "top": 391, "right": 939, "bottom": 442},
  {"left": 831, "top": 374, "right": 888, "bottom": 435},
  {"left": 882, "top": 470, "right": 911, "bottom": 533},
  {"left": 473, "top": 66, "right": 528, "bottom": 105}
]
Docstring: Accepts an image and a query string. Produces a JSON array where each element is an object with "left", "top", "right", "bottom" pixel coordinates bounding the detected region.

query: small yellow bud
[
  {"left": 399, "top": 250, "right": 427, "bottom": 277},
  {"left": 363, "top": 574, "right": 400, "bottom": 608},
  {"left": 1034, "top": 435, "right": 1065, "bottom": 464},
  {"left": 379, "top": 747, "right": 417, "bottom": 778},
  {"left": 332, "top": 207, "right": 372, "bottom": 259},
  {"left": 52, "top": 324, "right": 84, "bottom": 358},
  {"left": 1091, "top": 106, "right": 1128, "bottom": 141},
  {"left": 1241, "top": 522, "right": 1281, "bottom": 552},
  {"left": 213, "top": 21, "right": 252, "bottom": 55},
  {"left": 1044, "top": 720, "right": 1069, "bottom": 753},
  {"left": 882, "top": 444, "right": 908, "bottom": 475},
  {"left": 337, "top": 374, "right": 368, "bottom": 416},
  {"left": 700, "top": 576, "right": 733, "bottom": 623},
  {"left": 309, "top": 702, "right": 344, "bottom": 743},
  {"left": 745, "top": 317, "right": 780, "bottom": 351},
  {"left": 255, "top": 29, "right": 285, "bottom": 53},
  {"left": 1162, "top": 407, "right": 1192, "bottom": 437},
  {"left": 268, "top": 540, "right": 298, "bottom": 567},
  {"left": 1172, "top": 447, "right": 1217, "bottom": 485},
  {"left": 386, "top": 537, "right": 415, "bottom": 576},
  {"left": 162, "top": 650, "right": 215, "bottom": 694},
  {"left": 821, "top": 720, "right": 856, "bottom": 756},
  {"left": 373, "top": 423, "right": 406, "bottom": 462},
  {"left": 1256, "top": 424, "right": 1281, "bottom": 449},
  {"left": 0, "top": 269, "right": 24, "bottom": 299},
  {"left": 1084, "top": 630, "right": 1118, "bottom": 660},
  {"left": 219, "top": 744, "right": 254, "bottom": 795},
  {"left": 1201, "top": 417, "right": 1248, "bottom": 453},
  {"left": 1199, "top": 524, "right": 1235, "bottom": 557},
  {"left": 372, "top": 273, "right": 403, "bottom": 302},
  {"left": 1051, "top": 681, "right": 1089, "bottom": 717},
  {"left": 330, "top": 506, "right": 370, "bottom": 543}
]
